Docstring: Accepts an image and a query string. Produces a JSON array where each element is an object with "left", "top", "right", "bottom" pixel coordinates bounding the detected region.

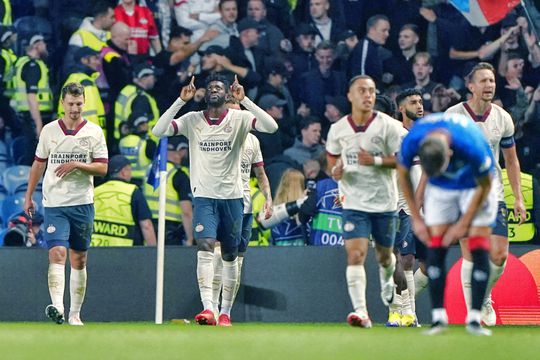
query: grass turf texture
[{"left": 1, "top": 323, "right": 539, "bottom": 359}]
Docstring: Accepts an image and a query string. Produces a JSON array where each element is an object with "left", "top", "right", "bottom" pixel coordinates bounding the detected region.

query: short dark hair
[
  {"left": 219, "top": 0, "right": 237, "bottom": 9},
  {"left": 396, "top": 88, "right": 423, "bottom": 106},
  {"left": 419, "top": 136, "right": 447, "bottom": 177},
  {"left": 61, "top": 82, "right": 85, "bottom": 100},
  {"left": 91, "top": 1, "right": 113, "bottom": 18},
  {"left": 366, "top": 14, "right": 389, "bottom": 32},
  {"left": 205, "top": 73, "right": 231, "bottom": 90},
  {"left": 170, "top": 25, "right": 193, "bottom": 39},
  {"left": 466, "top": 62, "right": 495, "bottom": 83},
  {"left": 400, "top": 23, "right": 419, "bottom": 36},
  {"left": 348, "top": 74, "right": 374, "bottom": 89},
  {"left": 300, "top": 116, "right": 321, "bottom": 130},
  {"left": 316, "top": 40, "right": 334, "bottom": 52},
  {"left": 374, "top": 94, "right": 395, "bottom": 117}
]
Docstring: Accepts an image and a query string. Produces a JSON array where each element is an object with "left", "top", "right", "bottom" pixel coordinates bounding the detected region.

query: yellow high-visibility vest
[
  {"left": 114, "top": 84, "right": 159, "bottom": 141},
  {"left": 12, "top": 56, "right": 53, "bottom": 112},
  {"left": 502, "top": 169, "right": 535, "bottom": 242},
  {"left": 143, "top": 162, "right": 187, "bottom": 222},
  {"left": 119, "top": 134, "right": 151, "bottom": 181}
]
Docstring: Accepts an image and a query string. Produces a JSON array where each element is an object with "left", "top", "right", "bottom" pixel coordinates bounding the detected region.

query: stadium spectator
[
  {"left": 347, "top": 14, "right": 392, "bottom": 83},
  {"left": 209, "top": 0, "right": 239, "bottom": 40},
  {"left": 92, "top": 154, "right": 156, "bottom": 247},
  {"left": 58, "top": 47, "right": 106, "bottom": 136},
  {"left": 24, "top": 82, "right": 108, "bottom": 327},
  {"left": 0, "top": 25, "right": 16, "bottom": 130},
  {"left": 383, "top": 24, "right": 419, "bottom": 87},
  {"left": 12, "top": 33, "right": 53, "bottom": 141},
  {"left": 307, "top": 0, "right": 344, "bottom": 45},
  {"left": 173, "top": 0, "right": 220, "bottom": 43},
  {"left": 446, "top": 62, "right": 526, "bottom": 327},
  {"left": 270, "top": 168, "right": 307, "bottom": 246},
  {"left": 152, "top": 74, "right": 278, "bottom": 326},
  {"left": 401, "top": 52, "right": 440, "bottom": 113},
  {"left": 327, "top": 75, "right": 401, "bottom": 328},
  {"left": 398, "top": 112, "right": 497, "bottom": 336},
  {"left": 114, "top": 63, "right": 159, "bottom": 142},
  {"left": 288, "top": 23, "right": 318, "bottom": 104},
  {"left": 255, "top": 59, "right": 294, "bottom": 118},
  {"left": 298, "top": 41, "right": 346, "bottom": 118},
  {"left": 118, "top": 116, "right": 155, "bottom": 187},
  {"left": 247, "top": 0, "right": 285, "bottom": 57},
  {"left": 143, "top": 136, "right": 193, "bottom": 246},
  {"left": 115, "top": 0, "right": 161, "bottom": 56},
  {"left": 321, "top": 95, "right": 349, "bottom": 139},
  {"left": 284, "top": 116, "right": 323, "bottom": 166}
]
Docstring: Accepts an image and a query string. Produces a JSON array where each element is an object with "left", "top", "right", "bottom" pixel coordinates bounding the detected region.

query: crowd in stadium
[{"left": 0, "top": 0, "right": 539, "bottom": 248}]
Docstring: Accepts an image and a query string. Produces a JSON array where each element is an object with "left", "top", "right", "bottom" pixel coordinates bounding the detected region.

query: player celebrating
[
  {"left": 445, "top": 62, "right": 526, "bottom": 326},
  {"left": 152, "top": 75, "right": 278, "bottom": 326},
  {"left": 398, "top": 112, "right": 497, "bottom": 336},
  {"left": 212, "top": 97, "right": 273, "bottom": 318},
  {"left": 24, "top": 82, "right": 108, "bottom": 326},
  {"left": 327, "top": 75, "right": 402, "bottom": 328}
]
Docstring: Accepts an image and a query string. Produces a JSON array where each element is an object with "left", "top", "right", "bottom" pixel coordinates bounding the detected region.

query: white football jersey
[
  {"left": 397, "top": 125, "right": 422, "bottom": 214},
  {"left": 35, "top": 119, "right": 108, "bottom": 207},
  {"left": 326, "top": 112, "right": 401, "bottom": 213},
  {"left": 241, "top": 133, "right": 263, "bottom": 214},
  {"left": 171, "top": 108, "right": 254, "bottom": 199},
  {"left": 446, "top": 102, "right": 514, "bottom": 201}
]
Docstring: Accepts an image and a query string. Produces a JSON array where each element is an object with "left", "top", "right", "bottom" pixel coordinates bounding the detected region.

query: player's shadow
[{"left": 241, "top": 285, "right": 287, "bottom": 311}]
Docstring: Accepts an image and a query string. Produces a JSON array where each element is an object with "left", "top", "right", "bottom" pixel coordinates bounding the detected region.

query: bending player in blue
[{"left": 397, "top": 112, "right": 497, "bottom": 336}]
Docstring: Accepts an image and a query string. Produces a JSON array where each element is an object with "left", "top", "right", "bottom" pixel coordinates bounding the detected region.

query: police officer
[
  {"left": 143, "top": 136, "right": 193, "bottom": 246},
  {"left": 118, "top": 116, "right": 156, "bottom": 187},
  {"left": 58, "top": 47, "right": 106, "bottom": 135},
  {"left": 0, "top": 25, "right": 16, "bottom": 127},
  {"left": 114, "top": 63, "right": 159, "bottom": 142},
  {"left": 92, "top": 155, "right": 156, "bottom": 247},
  {"left": 12, "top": 33, "right": 53, "bottom": 138}
]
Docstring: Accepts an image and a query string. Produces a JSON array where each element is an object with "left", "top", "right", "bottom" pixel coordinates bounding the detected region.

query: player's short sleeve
[
  {"left": 325, "top": 124, "right": 341, "bottom": 156},
  {"left": 35, "top": 126, "right": 50, "bottom": 161},
  {"left": 92, "top": 128, "right": 109, "bottom": 162},
  {"left": 251, "top": 136, "right": 264, "bottom": 166},
  {"left": 500, "top": 111, "right": 515, "bottom": 148}
]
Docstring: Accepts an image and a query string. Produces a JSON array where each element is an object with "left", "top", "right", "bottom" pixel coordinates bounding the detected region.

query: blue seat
[
  {"left": 9, "top": 136, "right": 34, "bottom": 166},
  {"left": 1, "top": 195, "right": 25, "bottom": 227},
  {"left": 3, "top": 165, "right": 31, "bottom": 194},
  {"left": 0, "top": 140, "right": 8, "bottom": 173}
]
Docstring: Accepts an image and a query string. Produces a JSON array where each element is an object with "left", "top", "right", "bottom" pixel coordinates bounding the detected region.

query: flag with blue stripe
[{"left": 147, "top": 138, "right": 168, "bottom": 190}]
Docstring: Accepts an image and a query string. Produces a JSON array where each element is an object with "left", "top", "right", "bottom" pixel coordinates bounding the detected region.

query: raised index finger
[{"left": 189, "top": 76, "right": 195, "bottom": 87}]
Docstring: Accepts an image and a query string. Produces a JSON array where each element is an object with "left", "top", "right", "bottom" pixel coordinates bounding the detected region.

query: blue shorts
[
  {"left": 193, "top": 197, "right": 244, "bottom": 254},
  {"left": 395, "top": 210, "right": 416, "bottom": 256},
  {"left": 341, "top": 209, "right": 397, "bottom": 248},
  {"left": 44, "top": 204, "right": 94, "bottom": 251},
  {"left": 238, "top": 213, "right": 254, "bottom": 254},
  {"left": 492, "top": 201, "right": 508, "bottom": 237}
]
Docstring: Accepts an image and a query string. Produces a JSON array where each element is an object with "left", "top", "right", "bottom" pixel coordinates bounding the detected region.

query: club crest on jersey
[
  {"left": 224, "top": 124, "right": 233, "bottom": 133},
  {"left": 343, "top": 222, "right": 355, "bottom": 232},
  {"left": 47, "top": 224, "right": 56, "bottom": 234},
  {"left": 371, "top": 136, "right": 383, "bottom": 145},
  {"left": 79, "top": 138, "right": 90, "bottom": 148},
  {"left": 195, "top": 224, "right": 204, "bottom": 232},
  {"left": 245, "top": 148, "right": 253, "bottom": 156}
]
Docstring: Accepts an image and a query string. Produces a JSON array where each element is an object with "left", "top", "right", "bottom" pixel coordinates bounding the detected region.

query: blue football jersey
[{"left": 398, "top": 113, "right": 495, "bottom": 190}]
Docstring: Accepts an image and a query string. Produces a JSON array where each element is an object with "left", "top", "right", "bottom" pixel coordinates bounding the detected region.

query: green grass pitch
[{"left": 1, "top": 322, "right": 539, "bottom": 359}]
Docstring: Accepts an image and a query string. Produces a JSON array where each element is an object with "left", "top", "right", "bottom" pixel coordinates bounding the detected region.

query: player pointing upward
[{"left": 152, "top": 75, "right": 278, "bottom": 326}]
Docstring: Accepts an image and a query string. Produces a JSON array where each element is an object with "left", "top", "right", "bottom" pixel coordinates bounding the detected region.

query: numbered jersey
[
  {"left": 326, "top": 112, "right": 402, "bottom": 213},
  {"left": 309, "top": 178, "right": 344, "bottom": 246},
  {"left": 446, "top": 102, "right": 514, "bottom": 201},
  {"left": 399, "top": 113, "right": 495, "bottom": 190}
]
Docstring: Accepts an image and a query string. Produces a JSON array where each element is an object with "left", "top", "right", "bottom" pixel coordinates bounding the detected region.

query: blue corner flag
[{"left": 147, "top": 138, "right": 168, "bottom": 190}]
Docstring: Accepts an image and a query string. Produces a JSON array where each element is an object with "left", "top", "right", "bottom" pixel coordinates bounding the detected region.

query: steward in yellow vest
[
  {"left": 0, "top": 25, "right": 16, "bottom": 99},
  {"left": 12, "top": 33, "right": 53, "bottom": 137},
  {"left": 114, "top": 63, "right": 159, "bottom": 142},
  {"left": 502, "top": 169, "right": 536, "bottom": 242},
  {"left": 92, "top": 155, "right": 156, "bottom": 247},
  {"left": 248, "top": 177, "right": 271, "bottom": 246},
  {"left": 118, "top": 116, "right": 156, "bottom": 187},
  {"left": 58, "top": 47, "right": 106, "bottom": 136},
  {"left": 143, "top": 136, "right": 193, "bottom": 246},
  {"left": 1, "top": 0, "right": 11, "bottom": 26}
]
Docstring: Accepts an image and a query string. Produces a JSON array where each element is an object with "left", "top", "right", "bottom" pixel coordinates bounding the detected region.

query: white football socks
[
  {"left": 69, "top": 267, "right": 87, "bottom": 317},
  {"left": 461, "top": 259, "right": 473, "bottom": 311},
  {"left": 220, "top": 258, "right": 239, "bottom": 316},
  {"left": 414, "top": 268, "right": 429, "bottom": 297},
  {"left": 211, "top": 247, "right": 223, "bottom": 314},
  {"left": 233, "top": 256, "right": 244, "bottom": 301},
  {"left": 404, "top": 270, "right": 416, "bottom": 313},
  {"left": 389, "top": 291, "right": 401, "bottom": 313},
  {"left": 401, "top": 289, "right": 413, "bottom": 316},
  {"left": 48, "top": 263, "right": 65, "bottom": 315},
  {"left": 485, "top": 260, "right": 506, "bottom": 302},
  {"left": 197, "top": 251, "right": 215, "bottom": 311},
  {"left": 346, "top": 265, "right": 367, "bottom": 313}
]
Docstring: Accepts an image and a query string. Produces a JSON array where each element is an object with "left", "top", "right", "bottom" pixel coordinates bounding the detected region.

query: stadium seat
[
  {"left": 1, "top": 195, "right": 25, "bottom": 227},
  {"left": 9, "top": 136, "right": 34, "bottom": 166},
  {"left": 0, "top": 140, "right": 8, "bottom": 172},
  {"left": 3, "top": 165, "right": 31, "bottom": 195}
]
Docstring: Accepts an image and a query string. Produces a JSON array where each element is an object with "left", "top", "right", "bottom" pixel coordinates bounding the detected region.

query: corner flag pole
[{"left": 155, "top": 138, "right": 168, "bottom": 324}]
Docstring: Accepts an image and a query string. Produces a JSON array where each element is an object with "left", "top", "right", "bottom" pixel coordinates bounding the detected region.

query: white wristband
[{"left": 373, "top": 156, "right": 383, "bottom": 166}]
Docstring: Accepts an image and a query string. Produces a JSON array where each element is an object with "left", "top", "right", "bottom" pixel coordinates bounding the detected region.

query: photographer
[{"left": 2, "top": 211, "right": 45, "bottom": 248}]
